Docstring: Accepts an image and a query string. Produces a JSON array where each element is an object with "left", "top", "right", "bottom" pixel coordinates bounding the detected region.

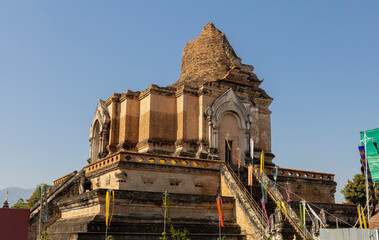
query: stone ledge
[{"left": 59, "top": 189, "right": 234, "bottom": 207}]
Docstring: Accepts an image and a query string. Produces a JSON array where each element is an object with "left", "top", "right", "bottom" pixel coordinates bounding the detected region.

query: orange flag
[{"left": 216, "top": 196, "right": 224, "bottom": 227}]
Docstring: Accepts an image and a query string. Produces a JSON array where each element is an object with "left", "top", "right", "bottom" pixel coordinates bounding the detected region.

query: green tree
[
  {"left": 341, "top": 173, "right": 379, "bottom": 206},
  {"left": 27, "top": 183, "right": 51, "bottom": 208},
  {"left": 11, "top": 198, "right": 29, "bottom": 209},
  {"left": 10, "top": 184, "right": 51, "bottom": 209}
]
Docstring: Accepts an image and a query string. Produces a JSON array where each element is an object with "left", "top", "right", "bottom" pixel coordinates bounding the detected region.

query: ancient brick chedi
[
  {"left": 28, "top": 23, "right": 350, "bottom": 240},
  {"left": 89, "top": 22, "right": 273, "bottom": 164}
]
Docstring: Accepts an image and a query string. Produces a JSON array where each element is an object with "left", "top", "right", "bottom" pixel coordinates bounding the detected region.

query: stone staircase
[
  {"left": 222, "top": 163, "right": 312, "bottom": 240},
  {"left": 29, "top": 170, "right": 82, "bottom": 240},
  {"left": 246, "top": 166, "right": 312, "bottom": 240},
  {"left": 220, "top": 163, "right": 268, "bottom": 239}
]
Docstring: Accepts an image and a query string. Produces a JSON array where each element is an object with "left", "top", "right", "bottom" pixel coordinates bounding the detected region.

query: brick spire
[{"left": 172, "top": 22, "right": 242, "bottom": 88}]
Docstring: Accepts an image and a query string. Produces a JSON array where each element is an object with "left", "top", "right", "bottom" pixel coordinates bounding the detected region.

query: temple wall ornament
[
  {"left": 205, "top": 89, "right": 252, "bottom": 162},
  {"left": 89, "top": 99, "right": 110, "bottom": 163}
]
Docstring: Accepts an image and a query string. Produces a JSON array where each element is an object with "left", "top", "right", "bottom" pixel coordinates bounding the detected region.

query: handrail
[
  {"left": 254, "top": 170, "right": 311, "bottom": 239},
  {"left": 222, "top": 163, "right": 267, "bottom": 227}
]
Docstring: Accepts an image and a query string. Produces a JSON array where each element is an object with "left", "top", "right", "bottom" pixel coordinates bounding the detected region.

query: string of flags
[
  {"left": 162, "top": 192, "right": 172, "bottom": 225},
  {"left": 39, "top": 185, "right": 49, "bottom": 223},
  {"left": 257, "top": 166, "right": 358, "bottom": 229},
  {"left": 223, "top": 135, "right": 362, "bottom": 230}
]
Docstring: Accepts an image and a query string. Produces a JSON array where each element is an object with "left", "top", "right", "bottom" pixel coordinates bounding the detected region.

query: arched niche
[
  {"left": 89, "top": 99, "right": 110, "bottom": 163},
  {"left": 205, "top": 89, "right": 252, "bottom": 162}
]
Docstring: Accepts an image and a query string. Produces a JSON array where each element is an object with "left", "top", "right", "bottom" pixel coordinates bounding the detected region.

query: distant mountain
[{"left": 0, "top": 187, "right": 35, "bottom": 207}]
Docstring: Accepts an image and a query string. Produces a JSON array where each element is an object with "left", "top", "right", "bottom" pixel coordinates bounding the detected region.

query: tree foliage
[
  {"left": 341, "top": 173, "right": 379, "bottom": 206},
  {"left": 11, "top": 198, "right": 29, "bottom": 209},
  {"left": 11, "top": 183, "right": 51, "bottom": 209},
  {"left": 160, "top": 225, "right": 189, "bottom": 240}
]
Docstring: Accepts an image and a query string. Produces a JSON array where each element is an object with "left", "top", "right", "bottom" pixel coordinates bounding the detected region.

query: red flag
[{"left": 216, "top": 197, "right": 224, "bottom": 227}]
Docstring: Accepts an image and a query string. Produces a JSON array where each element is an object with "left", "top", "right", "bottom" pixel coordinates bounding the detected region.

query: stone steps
[{"left": 238, "top": 167, "right": 304, "bottom": 240}]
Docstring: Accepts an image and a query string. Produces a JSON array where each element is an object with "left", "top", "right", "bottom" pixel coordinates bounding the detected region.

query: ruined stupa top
[{"left": 171, "top": 23, "right": 258, "bottom": 88}]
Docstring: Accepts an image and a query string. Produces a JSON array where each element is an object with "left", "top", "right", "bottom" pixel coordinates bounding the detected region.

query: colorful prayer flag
[
  {"left": 285, "top": 183, "right": 291, "bottom": 203},
  {"left": 250, "top": 138, "right": 254, "bottom": 159},
  {"left": 105, "top": 191, "right": 110, "bottom": 226},
  {"left": 299, "top": 203, "right": 303, "bottom": 227},
  {"left": 261, "top": 200, "right": 270, "bottom": 228},
  {"left": 261, "top": 182, "right": 265, "bottom": 204},
  {"left": 360, "top": 129, "right": 379, "bottom": 182},
  {"left": 361, "top": 206, "right": 367, "bottom": 228},
  {"left": 162, "top": 192, "right": 172, "bottom": 225},
  {"left": 225, "top": 136, "right": 231, "bottom": 151},
  {"left": 359, "top": 145, "right": 376, "bottom": 214},
  {"left": 260, "top": 152, "right": 264, "bottom": 173},
  {"left": 273, "top": 167, "right": 278, "bottom": 188},
  {"left": 105, "top": 190, "right": 115, "bottom": 227},
  {"left": 216, "top": 196, "right": 224, "bottom": 227},
  {"left": 357, "top": 205, "right": 363, "bottom": 229},
  {"left": 281, "top": 201, "right": 287, "bottom": 220},
  {"left": 248, "top": 165, "right": 253, "bottom": 186}
]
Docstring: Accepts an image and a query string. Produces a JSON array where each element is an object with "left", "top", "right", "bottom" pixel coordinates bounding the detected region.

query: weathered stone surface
[
  {"left": 173, "top": 22, "right": 240, "bottom": 88},
  {"left": 47, "top": 190, "right": 242, "bottom": 240}
]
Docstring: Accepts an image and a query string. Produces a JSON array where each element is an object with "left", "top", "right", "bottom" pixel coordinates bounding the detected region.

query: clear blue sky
[{"left": 0, "top": 1, "right": 378, "bottom": 203}]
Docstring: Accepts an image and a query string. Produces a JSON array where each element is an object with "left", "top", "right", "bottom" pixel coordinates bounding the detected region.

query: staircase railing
[
  {"left": 255, "top": 169, "right": 312, "bottom": 239},
  {"left": 221, "top": 163, "right": 268, "bottom": 237}
]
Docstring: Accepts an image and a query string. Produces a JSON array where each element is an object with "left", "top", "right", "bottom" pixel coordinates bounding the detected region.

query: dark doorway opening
[{"left": 225, "top": 139, "right": 232, "bottom": 165}]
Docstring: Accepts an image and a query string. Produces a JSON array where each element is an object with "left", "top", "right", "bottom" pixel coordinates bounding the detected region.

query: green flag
[{"left": 360, "top": 128, "right": 379, "bottom": 183}]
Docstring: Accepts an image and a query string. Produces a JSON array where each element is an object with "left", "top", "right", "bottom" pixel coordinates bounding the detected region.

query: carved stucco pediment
[
  {"left": 89, "top": 99, "right": 110, "bottom": 139},
  {"left": 205, "top": 89, "right": 251, "bottom": 129}
]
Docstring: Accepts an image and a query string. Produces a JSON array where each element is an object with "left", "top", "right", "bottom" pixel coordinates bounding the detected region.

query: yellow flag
[
  {"left": 277, "top": 201, "right": 283, "bottom": 222},
  {"left": 357, "top": 206, "right": 362, "bottom": 229},
  {"left": 361, "top": 206, "right": 367, "bottom": 228},
  {"left": 105, "top": 191, "right": 110, "bottom": 226},
  {"left": 109, "top": 191, "right": 115, "bottom": 226},
  {"left": 225, "top": 136, "right": 231, "bottom": 151},
  {"left": 281, "top": 201, "right": 287, "bottom": 221},
  {"left": 260, "top": 152, "right": 265, "bottom": 173}
]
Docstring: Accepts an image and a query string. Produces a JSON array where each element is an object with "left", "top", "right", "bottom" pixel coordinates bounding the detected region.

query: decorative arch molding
[
  {"left": 205, "top": 89, "right": 252, "bottom": 160},
  {"left": 89, "top": 99, "right": 110, "bottom": 163}
]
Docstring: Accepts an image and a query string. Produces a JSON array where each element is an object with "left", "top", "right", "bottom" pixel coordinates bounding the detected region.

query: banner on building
[{"left": 360, "top": 128, "right": 379, "bottom": 182}]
